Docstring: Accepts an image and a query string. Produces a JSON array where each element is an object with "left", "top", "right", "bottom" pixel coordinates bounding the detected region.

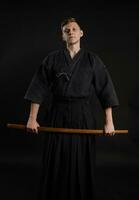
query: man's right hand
[{"left": 26, "top": 117, "right": 40, "bottom": 134}]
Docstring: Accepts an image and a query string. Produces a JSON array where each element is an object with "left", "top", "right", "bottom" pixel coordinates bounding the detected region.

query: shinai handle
[{"left": 7, "top": 123, "right": 128, "bottom": 134}]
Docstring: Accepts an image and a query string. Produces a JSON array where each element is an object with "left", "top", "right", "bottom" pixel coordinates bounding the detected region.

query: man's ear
[{"left": 80, "top": 30, "right": 84, "bottom": 37}]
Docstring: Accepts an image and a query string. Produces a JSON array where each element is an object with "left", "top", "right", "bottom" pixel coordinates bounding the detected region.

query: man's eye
[
  {"left": 65, "top": 29, "right": 69, "bottom": 33},
  {"left": 64, "top": 28, "right": 77, "bottom": 33}
]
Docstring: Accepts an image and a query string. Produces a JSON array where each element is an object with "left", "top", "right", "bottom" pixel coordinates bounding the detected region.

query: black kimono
[{"left": 24, "top": 48, "right": 119, "bottom": 200}]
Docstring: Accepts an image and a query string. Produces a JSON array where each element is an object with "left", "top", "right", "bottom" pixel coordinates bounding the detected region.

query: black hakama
[{"left": 24, "top": 48, "right": 119, "bottom": 200}]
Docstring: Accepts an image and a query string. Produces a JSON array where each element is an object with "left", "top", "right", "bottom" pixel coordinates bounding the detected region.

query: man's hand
[
  {"left": 103, "top": 107, "right": 115, "bottom": 136},
  {"left": 26, "top": 117, "right": 40, "bottom": 134},
  {"left": 104, "top": 121, "right": 115, "bottom": 136}
]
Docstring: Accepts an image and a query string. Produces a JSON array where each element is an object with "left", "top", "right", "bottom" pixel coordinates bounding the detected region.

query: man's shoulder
[
  {"left": 83, "top": 49, "right": 105, "bottom": 68},
  {"left": 42, "top": 49, "right": 62, "bottom": 63},
  {"left": 47, "top": 49, "right": 62, "bottom": 57},
  {"left": 86, "top": 49, "right": 105, "bottom": 63},
  {"left": 83, "top": 49, "right": 101, "bottom": 65},
  {"left": 84, "top": 49, "right": 99, "bottom": 59}
]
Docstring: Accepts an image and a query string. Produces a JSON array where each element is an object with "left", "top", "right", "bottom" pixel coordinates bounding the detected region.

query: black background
[{"left": 0, "top": 2, "right": 138, "bottom": 200}]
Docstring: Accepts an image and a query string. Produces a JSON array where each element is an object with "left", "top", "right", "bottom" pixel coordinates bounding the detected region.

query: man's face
[{"left": 62, "top": 22, "right": 83, "bottom": 45}]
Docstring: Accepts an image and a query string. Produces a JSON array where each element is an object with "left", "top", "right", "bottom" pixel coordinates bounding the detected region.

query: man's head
[{"left": 61, "top": 17, "right": 83, "bottom": 45}]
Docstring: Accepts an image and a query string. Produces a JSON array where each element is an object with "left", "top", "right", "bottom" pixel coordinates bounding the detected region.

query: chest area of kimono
[{"left": 52, "top": 59, "right": 93, "bottom": 80}]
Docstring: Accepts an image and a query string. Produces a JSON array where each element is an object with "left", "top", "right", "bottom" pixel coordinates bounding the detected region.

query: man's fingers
[
  {"left": 111, "top": 131, "right": 115, "bottom": 136},
  {"left": 104, "top": 131, "right": 115, "bottom": 136},
  {"left": 26, "top": 128, "right": 33, "bottom": 133},
  {"left": 26, "top": 127, "right": 38, "bottom": 134},
  {"left": 109, "top": 132, "right": 115, "bottom": 136}
]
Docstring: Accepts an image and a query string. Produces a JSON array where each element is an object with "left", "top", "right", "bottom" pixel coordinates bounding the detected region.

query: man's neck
[{"left": 66, "top": 43, "right": 80, "bottom": 58}]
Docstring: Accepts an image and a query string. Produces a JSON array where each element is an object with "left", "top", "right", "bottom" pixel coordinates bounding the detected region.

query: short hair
[{"left": 61, "top": 17, "right": 81, "bottom": 30}]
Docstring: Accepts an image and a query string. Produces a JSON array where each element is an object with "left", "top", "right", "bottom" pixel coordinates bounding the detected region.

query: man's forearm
[
  {"left": 104, "top": 107, "right": 113, "bottom": 124},
  {"left": 103, "top": 107, "right": 115, "bottom": 135},
  {"left": 29, "top": 103, "right": 40, "bottom": 120}
]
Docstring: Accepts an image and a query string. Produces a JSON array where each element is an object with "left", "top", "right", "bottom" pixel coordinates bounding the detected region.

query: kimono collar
[
  {"left": 63, "top": 48, "right": 84, "bottom": 66},
  {"left": 55, "top": 48, "right": 84, "bottom": 81}
]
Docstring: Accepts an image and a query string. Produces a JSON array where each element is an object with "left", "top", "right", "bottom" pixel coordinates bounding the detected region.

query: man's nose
[{"left": 68, "top": 29, "right": 73, "bottom": 35}]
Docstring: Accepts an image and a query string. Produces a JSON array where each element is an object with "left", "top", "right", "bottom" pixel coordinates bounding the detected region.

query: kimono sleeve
[
  {"left": 24, "top": 56, "right": 53, "bottom": 104},
  {"left": 92, "top": 54, "right": 119, "bottom": 109}
]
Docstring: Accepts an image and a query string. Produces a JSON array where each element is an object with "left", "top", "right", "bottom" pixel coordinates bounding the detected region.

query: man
[{"left": 24, "top": 17, "right": 119, "bottom": 200}]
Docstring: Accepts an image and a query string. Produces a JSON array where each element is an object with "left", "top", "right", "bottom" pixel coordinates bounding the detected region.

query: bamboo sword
[{"left": 7, "top": 123, "right": 128, "bottom": 135}]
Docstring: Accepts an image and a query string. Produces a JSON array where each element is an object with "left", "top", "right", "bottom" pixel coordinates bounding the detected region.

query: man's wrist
[
  {"left": 29, "top": 115, "right": 37, "bottom": 121},
  {"left": 104, "top": 118, "right": 113, "bottom": 124}
]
